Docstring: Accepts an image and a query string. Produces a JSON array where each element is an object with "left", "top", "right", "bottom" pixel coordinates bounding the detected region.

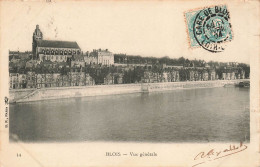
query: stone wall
[{"left": 9, "top": 79, "right": 249, "bottom": 103}]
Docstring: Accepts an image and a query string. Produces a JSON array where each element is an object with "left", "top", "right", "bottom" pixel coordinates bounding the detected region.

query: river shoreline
[{"left": 9, "top": 79, "right": 249, "bottom": 103}]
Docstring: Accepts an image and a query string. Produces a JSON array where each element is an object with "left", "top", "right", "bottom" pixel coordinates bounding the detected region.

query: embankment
[{"left": 9, "top": 79, "right": 249, "bottom": 103}]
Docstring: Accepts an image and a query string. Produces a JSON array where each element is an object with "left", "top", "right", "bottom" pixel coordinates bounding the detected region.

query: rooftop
[{"left": 36, "top": 40, "right": 80, "bottom": 49}]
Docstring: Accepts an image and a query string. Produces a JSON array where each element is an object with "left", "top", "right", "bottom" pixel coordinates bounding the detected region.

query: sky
[{"left": 1, "top": 1, "right": 258, "bottom": 64}]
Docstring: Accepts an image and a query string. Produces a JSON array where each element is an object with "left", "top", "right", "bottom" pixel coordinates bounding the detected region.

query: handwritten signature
[{"left": 192, "top": 142, "right": 247, "bottom": 167}]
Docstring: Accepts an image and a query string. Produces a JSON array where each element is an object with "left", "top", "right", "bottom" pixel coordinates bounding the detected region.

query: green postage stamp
[{"left": 185, "top": 5, "right": 233, "bottom": 52}]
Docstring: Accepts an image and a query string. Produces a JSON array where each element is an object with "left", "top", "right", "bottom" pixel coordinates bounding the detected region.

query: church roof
[{"left": 36, "top": 40, "right": 80, "bottom": 49}]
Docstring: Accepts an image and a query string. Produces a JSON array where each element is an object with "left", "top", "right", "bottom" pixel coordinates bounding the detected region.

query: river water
[{"left": 9, "top": 87, "right": 250, "bottom": 143}]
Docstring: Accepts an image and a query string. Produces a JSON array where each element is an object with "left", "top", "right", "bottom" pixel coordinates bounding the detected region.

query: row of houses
[
  {"left": 221, "top": 72, "right": 245, "bottom": 80},
  {"left": 9, "top": 68, "right": 246, "bottom": 89},
  {"left": 142, "top": 70, "right": 245, "bottom": 83},
  {"left": 143, "top": 71, "right": 180, "bottom": 83},
  {"left": 10, "top": 72, "right": 95, "bottom": 89},
  {"left": 187, "top": 69, "right": 245, "bottom": 81},
  {"left": 104, "top": 73, "right": 124, "bottom": 85}
]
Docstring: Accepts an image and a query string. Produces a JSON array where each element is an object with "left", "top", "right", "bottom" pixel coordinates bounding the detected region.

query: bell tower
[{"left": 32, "top": 25, "right": 43, "bottom": 59}]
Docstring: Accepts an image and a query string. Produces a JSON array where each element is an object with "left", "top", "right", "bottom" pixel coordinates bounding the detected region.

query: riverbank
[{"left": 9, "top": 79, "right": 249, "bottom": 103}]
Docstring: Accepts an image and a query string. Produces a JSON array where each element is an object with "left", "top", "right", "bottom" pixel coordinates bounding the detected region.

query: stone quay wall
[{"left": 9, "top": 79, "right": 249, "bottom": 103}]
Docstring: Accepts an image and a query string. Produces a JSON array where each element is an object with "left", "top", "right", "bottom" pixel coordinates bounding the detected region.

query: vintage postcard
[{"left": 0, "top": 0, "right": 259, "bottom": 167}]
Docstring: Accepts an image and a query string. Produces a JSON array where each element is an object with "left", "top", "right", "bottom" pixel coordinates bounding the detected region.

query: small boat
[{"left": 236, "top": 81, "right": 250, "bottom": 87}]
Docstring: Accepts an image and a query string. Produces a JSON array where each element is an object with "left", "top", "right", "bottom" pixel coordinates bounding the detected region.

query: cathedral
[{"left": 32, "top": 25, "right": 81, "bottom": 62}]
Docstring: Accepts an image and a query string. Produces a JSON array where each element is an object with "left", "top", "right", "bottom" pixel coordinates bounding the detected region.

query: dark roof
[{"left": 36, "top": 40, "right": 80, "bottom": 49}]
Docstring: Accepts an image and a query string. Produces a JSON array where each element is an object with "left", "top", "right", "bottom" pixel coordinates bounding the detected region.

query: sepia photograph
[
  {"left": 0, "top": 1, "right": 259, "bottom": 167},
  {"left": 9, "top": 23, "right": 250, "bottom": 143}
]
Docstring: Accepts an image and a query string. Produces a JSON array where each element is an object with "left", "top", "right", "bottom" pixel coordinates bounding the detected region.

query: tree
[
  {"left": 177, "top": 57, "right": 185, "bottom": 67},
  {"left": 237, "top": 63, "right": 250, "bottom": 78}
]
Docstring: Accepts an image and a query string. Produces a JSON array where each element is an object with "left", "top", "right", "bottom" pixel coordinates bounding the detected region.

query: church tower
[{"left": 32, "top": 25, "right": 43, "bottom": 59}]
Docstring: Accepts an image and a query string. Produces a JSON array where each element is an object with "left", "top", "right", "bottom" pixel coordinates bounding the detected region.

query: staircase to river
[{"left": 14, "top": 89, "right": 39, "bottom": 103}]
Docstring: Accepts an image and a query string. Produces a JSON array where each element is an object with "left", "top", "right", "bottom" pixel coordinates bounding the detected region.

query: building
[
  {"left": 32, "top": 25, "right": 81, "bottom": 62},
  {"left": 9, "top": 73, "right": 19, "bottom": 89},
  {"left": 89, "top": 49, "right": 114, "bottom": 65},
  {"left": 208, "top": 69, "right": 216, "bottom": 80},
  {"left": 189, "top": 70, "right": 195, "bottom": 81},
  {"left": 71, "top": 55, "right": 86, "bottom": 68},
  {"left": 83, "top": 51, "right": 98, "bottom": 65},
  {"left": 104, "top": 73, "right": 114, "bottom": 85},
  {"left": 26, "top": 72, "right": 36, "bottom": 88},
  {"left": 202, "top": 71, "right": 209, "bottom": 81},
  {"left": 10, "top": 73, "right": 32, "bottom": 89}
]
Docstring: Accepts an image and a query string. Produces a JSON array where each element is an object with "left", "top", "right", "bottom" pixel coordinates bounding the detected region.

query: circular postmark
[{"left": 193, "top": 6, "right": 232, "bottom": 52}]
